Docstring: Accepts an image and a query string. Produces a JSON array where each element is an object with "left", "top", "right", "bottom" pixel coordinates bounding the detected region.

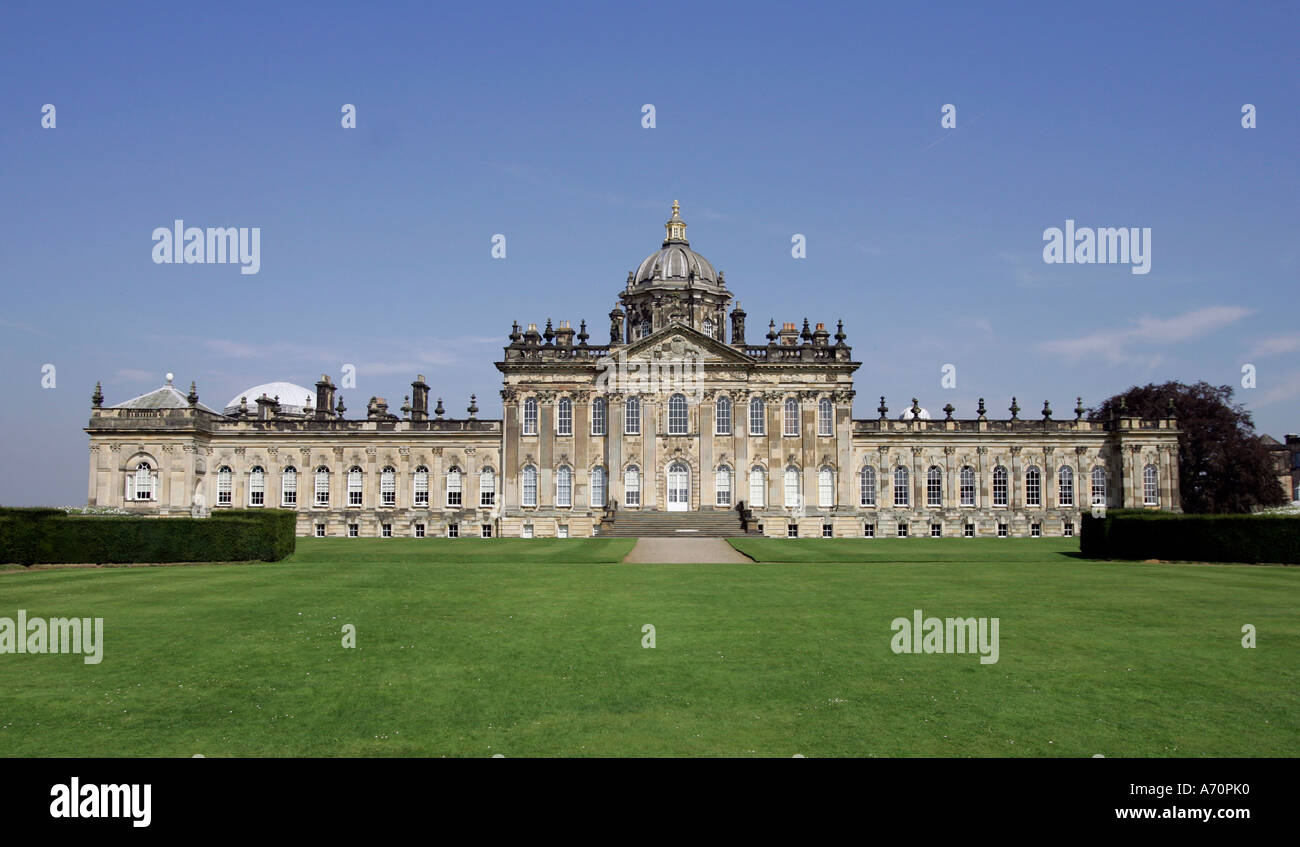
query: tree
[{"left": 1090, "top": 381, "right": 1286, "bottom": 513}]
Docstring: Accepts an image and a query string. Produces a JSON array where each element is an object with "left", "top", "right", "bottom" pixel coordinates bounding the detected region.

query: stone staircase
[{"left": 598, "top": 509, "right": 757, "bottom": 538}]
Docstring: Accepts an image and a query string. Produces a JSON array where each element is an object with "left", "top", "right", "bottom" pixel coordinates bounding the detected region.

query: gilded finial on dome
[{"left": 664, "top": 200, "right": 687, "bottom": 244}]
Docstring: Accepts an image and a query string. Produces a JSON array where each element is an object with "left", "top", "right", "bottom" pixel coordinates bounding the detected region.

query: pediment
[{"left": 618, "top": 321, "right": 755, "bottom": 366}]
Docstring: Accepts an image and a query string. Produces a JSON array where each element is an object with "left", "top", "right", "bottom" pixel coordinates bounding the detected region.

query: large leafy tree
[{"left": 1090, "top": 381, "right": 1286, "bottom": 513}]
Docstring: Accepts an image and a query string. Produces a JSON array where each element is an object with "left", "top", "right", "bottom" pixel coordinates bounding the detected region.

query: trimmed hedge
[
  {"left": 0, "top": 508, "right": 297, "bottom": 566},
  {"left": 1081, "top": 509, "right": 1300, "bottom": 564}
]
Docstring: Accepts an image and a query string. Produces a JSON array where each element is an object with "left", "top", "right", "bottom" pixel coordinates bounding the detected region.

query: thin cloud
[
  {"left": 1247, "top": 335, "right": 1300, "bottom": 359},
  {"left": 1039, "top": 305, "right": 1252, "bottom": 366}
]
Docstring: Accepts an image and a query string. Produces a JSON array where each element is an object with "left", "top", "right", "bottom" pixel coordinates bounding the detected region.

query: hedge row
[
  {"left": 0, "top": 508, "right": 297, "bottom": 565},
  {"left": 1080, "top": 509, "right": 1300, "bottom": 564}
]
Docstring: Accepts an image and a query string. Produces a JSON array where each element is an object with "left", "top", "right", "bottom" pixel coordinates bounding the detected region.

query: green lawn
[
  {"left": 729, "top": 537, "right": 1081, "bottom": 563},
  {"left": 0, "top": 538, "right": 1295, "bottom": 757}
]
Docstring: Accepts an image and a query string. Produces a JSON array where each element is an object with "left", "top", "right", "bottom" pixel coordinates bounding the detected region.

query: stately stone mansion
[{"left": 85, "top": 203, "right": 1182, "bottom": 538}]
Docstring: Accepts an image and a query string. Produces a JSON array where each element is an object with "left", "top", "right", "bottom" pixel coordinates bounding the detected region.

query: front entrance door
[{"left": 667, "top": 462, "right": 689, "bottom": 511}]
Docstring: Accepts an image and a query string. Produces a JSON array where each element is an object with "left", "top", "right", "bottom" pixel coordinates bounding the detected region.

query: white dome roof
[
  {"left": 224, "top": 381, "right": 315, "bottom": 416},
  {"left": 899, "top": 407, "right": 932, "bottom": 420}
]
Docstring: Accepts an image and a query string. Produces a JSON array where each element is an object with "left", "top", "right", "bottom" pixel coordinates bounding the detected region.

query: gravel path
[{"left": 621, "top": 538, "right": 753, "bottom": 563}]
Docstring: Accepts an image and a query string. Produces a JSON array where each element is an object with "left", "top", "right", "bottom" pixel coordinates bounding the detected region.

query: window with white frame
[
  {"left": 625, "top": 396, "right": 641, "bottom": 435},
  {"left": 960, "top": 466, "right": 975, "bottom": 507},
  {"left": 749, "top": 397, "right": 765, "bottom": 435},
  {"left": 818, "top": 466, "right": 834, "bottom": 508},
  {"left": 217, "top": 466, "right": 233, "bottom": 505},
  {"left": 1143, "top": 464, "right": 1158, "bottom": 505},
  {"left": 1058, "top": 466, "right": 1074, "bottom": 507},
  {"left": 380, "top": 466, "right": 396, "bottom": 507},
  {"left": 1025, "top": 466, "right": 1041, "bottom": 507},
  {"left": 413, "top": 466, "right": 429, "bottom": 506},
  {"left": 783, "top": 397, "right": 799, "bottom": 436},
  {"left": 522, "top": 465, "right": 538, "bottom": 507},
  {"left": 556, "top": 466, "right": 572, "bottom": 507},
  {"left": 926, "top": 466, "right": 942, "bottom": 507},
  {"left": 446, "top": 467, "right": 462, "bottom": 507},
  {"left": 132, "top": 462, "right": 156, "bottom": 501},
  {"left": 817, "top": 397, "right": 833, "bottom": 437},
  {"left": 348, "top": 466, "right": 363, "bottom": 506},
  {"left": 315, "top": 523, "right": 326, "bottom": 537},
  {"left": 414, "top": 523, "right": 425, "bottom": 538},
  {"left": 993, "top": 466, "right": 1008, "bottom": 507},
  {"left": 749, "top": 466, "right": 766, "bottom": 507},
  {"left": 893, "top": 466, "right": 910, "bottom": 507},
  {"left": 480, "top": 468, "right": 495, "bottom": 507},
  {"left": 281, "top": 466, "right": 297, "bottom": 506},
  {"left": 315, "top": 466, "right": 330, "bottom": 506},
  {"left": 860, "top": 466, "right": 876, "bottom": 506},
  {"left": 557, "top": 397, "right": 573, "bottom": 436},
  {"left": 668, "top": 393, "right": 688, "bottom": 435},
  {"left": 1091, "top": 466, "right": 1107, "bottom": 505},
  {"left": 715, "top": 465, "right": 731, "bottom": 506},
  {"left": 522, "top": 397, "right": 538, "bottom": 436},
  {"left": 715, "top": 395, "right": 732, "bottom": 435},
  {"left": 624, "top": 465, "right": 640, "bottom": 507},
  {"left": 590, "top": 466, "right": 606, "bottom": 508},
  {"left": 249, "top": 466, "right": 265, "bottom": 506},
  {"left": 784, "top": 466, "right": 800, "bottom": 507},
  {"left": 591, "top": 398, "right": 607, "bottom": 435}
]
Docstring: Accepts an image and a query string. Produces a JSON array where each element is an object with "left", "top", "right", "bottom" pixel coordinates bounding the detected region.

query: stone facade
[{"left": 86, "top": 203, "right": 1182, "bottom": 537}]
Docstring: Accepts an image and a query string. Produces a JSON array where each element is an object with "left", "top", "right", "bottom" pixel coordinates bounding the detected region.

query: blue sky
[{"left": 1, "top": 0, "right": 1296, "bottom": 505}]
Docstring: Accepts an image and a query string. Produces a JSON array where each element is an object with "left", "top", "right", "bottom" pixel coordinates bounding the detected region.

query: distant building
[
  {"left": 86, "top": 203, "right": 1182, "bottom": 538},
  {"left": 1262, "top": 434, "right": 1300, "bottom": 503}
]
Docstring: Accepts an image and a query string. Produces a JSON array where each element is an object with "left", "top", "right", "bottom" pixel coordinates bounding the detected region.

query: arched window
[
  {"left": 894, "top": 466, "right": 910, "bottom": 507},
  {"left": 132, "top": 462, "right": 156, "bottom": 501},
  {"left": 715, "top": 395, "right": 732, "bottom": 435},
  {"left": 960, "top": 466, "right": 976, "bottom": 507},
  {"left": 380, "top": 466, "right": 396, "bottom": 507},
  {"left": 1143, "top": 464, "right": 1158, "bottom": 505},
  {"left": 625, "top": 396, "right": 641, "bottom": 435},
  {"left": 348, "top": 466, "right": 364, "bottom": 506},
  {"left": 1058, "top": 466, "right": 1074, "bottom": 507},
  {"left": 749, "top": 466, "right": 766, "bottom": 507},
  {"left": 926, "top": 466, "right": 942, "bottom": 507},
  {"left": 749, "top": 397, "right": 765, "bottom": 436},
  {"left": 703, "top": 317, "right": 714, "bottom": 337},
  {"left": 818, "top": 398, "right": 833, "bottom": 437},
  {"left": 590, "top": 466, "right": 606, "bottom": 508},
  {"left": 249, "top": 466, "right": 265, "bottom": 506},
  {"left": 480, "top": 468, "right": 496, "bottom": 507},
  {"left": 1091, "top": 466, "right": 1107, "bottom": 505},
  {"left": 522, "top": 397, "right": 538, "bottom": 436},
  {"left": 314, "top": 466, "right": 330, "bottom": 506},
  {"left": 860, "top": 466, "right": 877, "bottom": 507},
  {"left": 818, "top": 466, "right": 835, "bottom": 507},
  {"left": 624, "top": 465, "right": 641, "bottom": 507},
  {"left": 217, "top": 465, "right": 233, "bottom": 505},
  {"left": 591, "top": 398, "right": 607, "bottom": 435},
  {"left": 715, "top": 465, "right": 732, "bottom": 506},
  {"left": 413, "top": 466, "right": 429, "bottom": 506},
  {"left": 784, "top": 398, "right": 799, "bottom": 436},
  {"left": 993, "top": 466, "right": 1008, "bottom": 506},
  {"left": 522, "top": 465, "right": 538, "bottom": 507},
  {"left": 281, "top": 466, "right": 297, "bottom": 506},
  {"left": 668, "top": 393, "right": 688, "bottom": 434},
  {"left": 556, "top": 466, "right": 572, "bottom": 507},
  {"left": 446, "top": 467, "right": 462, "bottom": 507},
  {"left": 1025, "top": 465, "right": 1041, "bottom": 507},
  {"left": 557, "top": 397, "right": 573, "bottom": 436},
  {"left": 784, "top": 465, "right": 800, "bottom": 507}
]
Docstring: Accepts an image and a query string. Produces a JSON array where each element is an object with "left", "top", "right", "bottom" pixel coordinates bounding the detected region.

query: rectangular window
[
  {"left": 591, "top": 400, "right": 606, "bottom": 436},
  {"left": 315, "top": 471, "right": 329, "bottom": 506},
  {"left": 749, "top": 400, "right": 765, "bottom": 436},
  {"left": 864, "top": 523, "right": 875, "bottom": 538},
  {"left": 716, "top": 398, "right": 731, "bottom": 435},
  {"left": 523, "top": 400, "right": 538, "bottom": 435},
  {"left": 557, "top": 400, "right": 573, "bottom": 436},
  {"left": 930, "top": 523, "right": 942, "bottom": 538},
  {"left": 448, "top": 523, "right": 459, "bottom": 538},
  {"left": 964, "top": 523, "right": 975, "bottom": 538},
  {"left": 415, "top": 523, "right": 425, "bottom": 538},
  {"left": 624, "top": 468, "right": 640, "bottom": 507},
  {"left": 787, "top": 523, "right": 798, "bottom": 538},
  {"left": 715, "top": 468, "right": 731, "bottom": 507},
  {"left": 625, "top": 398, "right": 641, "bottom": 435},
  {"left": 282, "top": 474, "right": 297, "bottom": 506},
  {"left": 960, "top": 469, "right": 975, "bottom": 507},
  {"left": 822, "top": 523, "right": 833, "bottom": 538},
  {"left": 382, "top": 523, "right": 392, "bottom": 538},
  {"left": 481, "top": 524, "right": 492, "bottom": 538},
  {"left": 480, "top": 472, "right": 496, "bottom": 507},
  {"left": 1031, "top": 522, "right": 1042, "bottom": 538},
  {"left": 927, "top": 472, "right": 941, "bottom": 507},
  {"left": 897, "top": 523, "right": 909, "bottom": 538},
  {"left": 817, "top": 400, "right": 833, "bottom": 437},
  {"left": 522, "top": 523, "right": 534, "bottom": 538},
  {"left": 1063, "top": 521, "right": 1074, "bottom": 537},
  {"left": 997, "top": 523, "right": 1008, "bottom": 538},
  {"left": 447, "top": 471, "right": 462, "bottom": 507},
  {"left": 557, "top": 524, "right": 569, "bottom": 538},
  {"left": 381, "top": 474, "right": 395, "bottom": 507},
  {"left": 315, "top": 524, "right": 325, "bottom": 538},
  {"left": 348, "top": 523, "right": 359, "bottom": 538}
]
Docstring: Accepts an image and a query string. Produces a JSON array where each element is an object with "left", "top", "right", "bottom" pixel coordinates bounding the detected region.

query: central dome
[
  {"left": 224, "top": 381, "right": 315, "bottom": 416},
  {"left": 630, "top": 201, "right": 722, "bottom": 288}
]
